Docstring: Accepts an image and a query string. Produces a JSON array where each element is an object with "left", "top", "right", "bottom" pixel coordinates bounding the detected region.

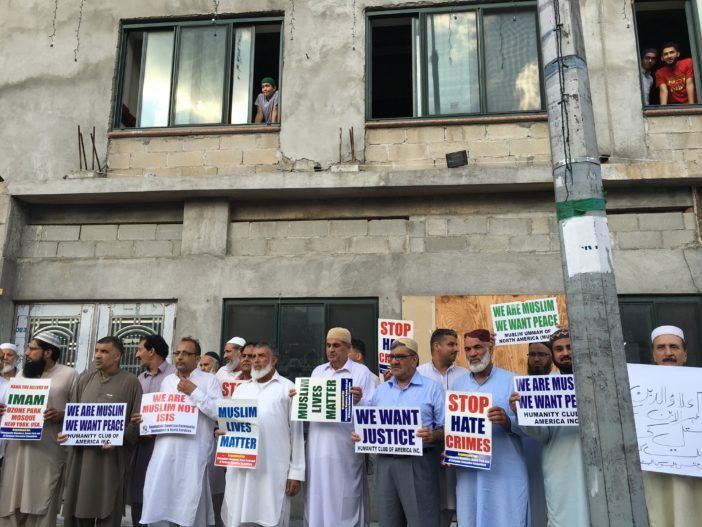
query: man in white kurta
[
  {"left": 222, "top": 343, "right": 304, "bottom": 527},
  {"left": 304, "top": 327, "right": 376, "bottom": 527},
  {"left": 140, "top": 337, "right": 221, "bottom": 527},
  {"left": 216, "top": 337, "right": 246, "bottom": 398}
]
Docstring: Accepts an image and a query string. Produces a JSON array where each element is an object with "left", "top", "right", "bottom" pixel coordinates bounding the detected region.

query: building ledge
[{"left": 108, "top": 124, "right": 280, "bottom": 139}]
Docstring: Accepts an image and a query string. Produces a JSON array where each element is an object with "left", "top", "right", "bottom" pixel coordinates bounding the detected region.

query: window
[
  {"left": 619, "top": 295, "right": 702, "bottom": 366},
  {"left": 222, "top": 298, "right": 379, "bottom": 380},
  {"left": 367, "top": 3, "right": 543, "bottom": 120},
  {"left": 635, "top": 0, "right": 702, "bottom": 106},
  {"left": 115, "top": 18, "right": 282, "bottom": 129}
]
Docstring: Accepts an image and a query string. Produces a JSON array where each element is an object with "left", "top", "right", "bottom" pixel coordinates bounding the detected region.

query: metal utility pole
[{"left": 538, "top": 0, "right": 648, "bottom": 525}]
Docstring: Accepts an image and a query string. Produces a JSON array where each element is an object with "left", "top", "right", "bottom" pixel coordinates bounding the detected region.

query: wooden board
[{"left": 435, "top": 294, "right": 568, "bottom": 375}]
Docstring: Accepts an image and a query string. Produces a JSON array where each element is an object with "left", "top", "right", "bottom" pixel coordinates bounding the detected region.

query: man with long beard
[
  {"left": 1, "top": 343, "right": 21, "bottom": 380},
  {"left": 222, "top": 342, "right": 304, "bottom": 527},
  {"left": 216, "top": 337, "right": 245, "bottom": 398},
  {"left": 0, "top": 331, "right": 78, "bottom": 527},
  {"left": 452, "top": 329, "right": 528, "bottom": 527}
]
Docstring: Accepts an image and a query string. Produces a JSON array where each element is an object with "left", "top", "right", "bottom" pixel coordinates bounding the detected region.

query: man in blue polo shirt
[{"left": 359, "top": 337, "right": 444, "bottom": 527}]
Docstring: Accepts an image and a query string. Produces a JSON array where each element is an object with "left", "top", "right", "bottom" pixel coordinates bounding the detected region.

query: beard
[
  {"left": 226, "top": 357, "right": 240, "bottom": 371},
  {"left": 468, "top": 351, "right": 492, "bottom": 373},
  {"left": 251, "top": 362, "right": 273, "bottom": 381},
  {"left": 23, "top": 357, "right": 46, "bottom": 378},
  {"left": 554, "top": 360, "right": 573, "bottom": 374},
  {"left": 2, "top": 361, "right": 17, "bottom": 374},
  {"left": 528, "top": 363, "right": 552, "bottom": 376}
]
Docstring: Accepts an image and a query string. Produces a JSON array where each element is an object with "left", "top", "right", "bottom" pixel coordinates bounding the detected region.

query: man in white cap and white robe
[
  {"left": 642, "top": 325, "right": 702, "bottom": 527},
  {"left": 303, "top": 327, "right": 376, "bottom": 527},
  {"left": 1, "top": 343, "right": 21, "bottom": 380},
  {"left": 0, "top": 331, "right": 78, "bottom": 527},
  {"left": 216, "top": 337, "right": 246, "bottom": 398}
]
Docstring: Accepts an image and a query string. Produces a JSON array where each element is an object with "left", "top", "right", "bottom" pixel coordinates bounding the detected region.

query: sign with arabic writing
[{"left": 628, "top": 363, "right": 702, "bottom": 478}]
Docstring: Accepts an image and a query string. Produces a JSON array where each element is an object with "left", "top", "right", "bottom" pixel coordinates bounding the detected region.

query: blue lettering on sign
[{"left": 355, "top": 408, "right": 377, "bottom": 425}]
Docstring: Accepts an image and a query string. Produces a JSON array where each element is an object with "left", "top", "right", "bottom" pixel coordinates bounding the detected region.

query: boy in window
[
  {"left": 254, "top": 77, "right": 280, "bottom": 124},
  {"left": 641, "top": 48, "right": 658, "bottom": 105},
  {"left": 655, "top": 41, "right": 696, "bottom": 105}
]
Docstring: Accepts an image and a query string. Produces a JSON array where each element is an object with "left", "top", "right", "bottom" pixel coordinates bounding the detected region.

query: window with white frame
[{"left": 114, "top": 18, "right": 282, "bottom": 129}]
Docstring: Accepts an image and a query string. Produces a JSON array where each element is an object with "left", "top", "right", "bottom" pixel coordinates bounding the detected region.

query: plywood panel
[{"left": 435, "top": 294, "right": 568, "bottom": 375}]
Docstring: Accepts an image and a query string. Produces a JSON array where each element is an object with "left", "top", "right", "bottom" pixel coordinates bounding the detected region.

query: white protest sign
[
  {"left": 513, "top": 375, "right": 579, "bottom": 426},
  {"left": 491, "top": 297, "right": 559, "bottom": 345},
  {"left": 216, "top": 399, "right": 258, "bottom": 468},
  {"left": 378, "top": 319, "right": 414, "bottom": 374},
  {"left": 353, "top": 406, "right": 422, "bottom": 456},
  {"left": 0, "top": 378, "right": 51, "bottom": 440},
  {"left": 628, "top": 363, "right": 702, "bottom": 478},
  {"left": 291, "top": 377, "right": 352, "bottom": 422},
  {"left": 444, "top": 391, "right": 492, "bottom": 470},
  {"left": 62, "top": 403, "right": 127, "bottom": 446},
  {"left": 139, "top": 392, "right": 198, "bottom": 435}
]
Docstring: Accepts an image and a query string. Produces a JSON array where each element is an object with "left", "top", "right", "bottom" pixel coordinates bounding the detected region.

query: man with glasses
[
  {"left": 416, "top": 328, "right": 467, "bottom": 527},
  {"left": 130, "top": 334, "right": 176, "bottom": 527},
  {"left": 0, "top": 331, "right": 77, "bottom": 527},
  {"left": 140, "top": 337, "right": 221, "bottom": 527},
  {"left": 527, "top": 341, "right": 553, "bottom": 376},
  {"left": 641, "top": 48, "right": 658, "bottom": 105},
  {"left": 359, "top": 337, "right": 444, "bottom": 527}
]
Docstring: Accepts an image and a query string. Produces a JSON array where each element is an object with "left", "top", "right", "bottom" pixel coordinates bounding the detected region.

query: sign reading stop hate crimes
[
  {"left": 216, "top": 399, "right": 259, "bottom": 468},
  {"left": 491, "top": 297, "right": 560, "bottom": 345},
  {"left": 0, "top": 378, "right": 51, "bottom": 440},
  {"left": 444, "top": 391, "right": 492, "bottom": 470},
  {"left": 514, "top": 375, "right": 579, "bottom": 426},
  {"left": 378, "top": 319, "right": 414, "bottom": 374},
  {"left": 292, "top": 377, "right": 352, "bottom": 422},
  {"left": 139, "top": 392, "right": 199, "bottom": 435},
  {"left": 62, "top": 403, "right": 127, "bottom": 446},
  {"left": 353, "top": 406, "right": 422, "bottom": 456}
]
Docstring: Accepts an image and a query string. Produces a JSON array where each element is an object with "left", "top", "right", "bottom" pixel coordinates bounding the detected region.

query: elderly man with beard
[
  {"left": 222, "top": 342, "right": 304, "bottom": 527},
  {"left": 509, "top": 329, "right": 589, "bottom": 527},
  {"left": 1, "top": 343, "right": 21, "bottom": 380},
  {"left": 642, "top": 325, "right": 702, "bottom": 527},
  {"left": 452, "top": 329, "right": 528, "bottom": 527},
  {"left": 0, "top": 331, "right": 77, "bottom": 527},
  {"left": 216, "top": 337, "right": 245, "bottom": 398}
]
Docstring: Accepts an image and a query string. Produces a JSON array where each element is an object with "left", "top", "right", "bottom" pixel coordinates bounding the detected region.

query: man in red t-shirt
[{"left": 656, "top": 41, "right": 696, "bottom": 104}]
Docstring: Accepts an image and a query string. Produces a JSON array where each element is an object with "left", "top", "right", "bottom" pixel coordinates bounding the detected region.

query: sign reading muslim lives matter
[
  {"left": 378, "top": 319, "right": 414, "bottom": 374},
  {"left": 292, "top": 377, "right": 352, "bottom": 422},
  {"left": 513, "top": 375, "right": 579, "bottom": 426},
  {"left": 61, "top": 403, "right": 127, "bottom": 446},
  {"left": 353, "top": 406, "right": 423, "bottom": 456},
  {"left": 215, "top": 399, "right": 259, "bottom": 468},
  {"left": 491, "top": 297, "right": 560, "bottom": 345},
  {"left": 0, "top": 378, "right": 52, "bottom": 440},
  {"left": 444, "top": 391, "right": 492, "bottom": 470},
  {"left": 139, "top": 392, "right": 198, "bottom": 435}
]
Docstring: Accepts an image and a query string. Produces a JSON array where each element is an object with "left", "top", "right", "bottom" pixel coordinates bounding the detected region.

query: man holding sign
[
  {"left": 0, "top": 331, "right": 78, "bottom": 527},
  {"left": 60, "top": 336, "right": 142, "bottom": 527},
  {"left": 223, "top": 342, "right": 304, "bottom": 527},
  {"left": 361, "top": 337, "right": 444, "bottom": 527},
  {"left": 303, "top": 327, "right": 376, "bottom": 527},
  {"left": 140, "top": 336, "right": 220, "bottom": 527},
  {"left": 452, "top": 329, "right": 528, "bottom": 527}
]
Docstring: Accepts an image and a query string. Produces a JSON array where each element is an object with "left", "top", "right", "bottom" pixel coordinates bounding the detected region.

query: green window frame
[
  {"left": 366, "top": 1, "right": 545, "bottom": 121},
  {"left": 112, "top": 16, "right": 284, "bottom": 130},
  {"left": 221, "top": 298, "right": 379, "bottom": 381},
  {"left": 619, "top": 295, "right": 702, "bottom": 367}
]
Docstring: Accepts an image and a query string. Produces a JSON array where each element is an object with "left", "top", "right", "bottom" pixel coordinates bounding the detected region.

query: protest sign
[
  {"left": 139, "top": 392, "right": 199, "bottom": 435},
  {"left": 220, "top": 379, "right": 245, "bottom": 398},
  {"left": 491, "top": 297, "right": 559, "bottom": 345},
  {"left": 444, "top": 391, "right": 492, "bottom": 470},
  {"left": 0, "top": 378, "right": 51, "bottom": 440},
  {"left": 292, "top": 377, "right": 352, "bottom": 422},
  {"left": 61, "top": 403, "right": 127, "bottom": 446},
  {"left": 378, "top": 319, "right": 414, "bottom": 374},
  {"left": 215, "top": 399, "right": 258, "bottom": 468},
  {"left": 628, "top": 363, "right": 702, "bottom": 478},
  {"left": 513, "top": 375, "right": 579, "bottom": 426},
  {"left": 353, "top": 406, "right": 422, "bottom": 456}
]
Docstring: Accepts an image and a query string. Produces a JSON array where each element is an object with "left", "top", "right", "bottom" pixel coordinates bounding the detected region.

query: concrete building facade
[{"left": 1, "top": 0, "right": 701, "bottom": 378}]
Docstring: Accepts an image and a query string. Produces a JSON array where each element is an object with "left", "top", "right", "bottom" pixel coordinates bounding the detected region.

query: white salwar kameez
[
  {"left": 222, "top": 372, "right": 305, "bottom": 527},
  {"left": 140, "top": 369, "right": 221, "bottom": 527},
  {"left": 304, "top": 359, "right": 377, "bottom": 527}
]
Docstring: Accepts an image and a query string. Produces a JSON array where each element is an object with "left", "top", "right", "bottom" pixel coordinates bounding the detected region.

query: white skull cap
[
  {"left": 650, "top": 325, "right": 685, "bottom": 343},
  {"left": 227, "top": 337, "right": 246, "bottom": 348},
  {"left": 33, "top": 331, "right": 63, "bottom": 350}
]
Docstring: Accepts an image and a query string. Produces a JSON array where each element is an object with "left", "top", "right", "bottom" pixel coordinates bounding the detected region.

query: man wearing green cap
[{"left": 254, "top": 77, "right": 279, "bottom": 124}]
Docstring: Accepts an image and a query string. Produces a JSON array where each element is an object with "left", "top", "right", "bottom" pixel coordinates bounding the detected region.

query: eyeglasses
[
  {"left": 527, "top": 352, "right": 551, "bottom": 358},
  {"left": 388, "top": 354, "right": 414, "bottom": 361},
  {"left": 173, "top": 351, "right": 199, "bottom": 357}
]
